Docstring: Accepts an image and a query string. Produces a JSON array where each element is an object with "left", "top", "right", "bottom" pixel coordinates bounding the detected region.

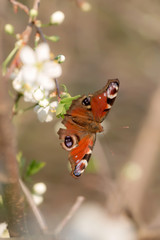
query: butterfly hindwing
[{"left": 58, "top": 126, "right": 95, "bottom": 177}]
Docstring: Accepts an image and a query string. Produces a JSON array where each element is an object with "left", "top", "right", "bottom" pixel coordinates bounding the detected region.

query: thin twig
[
  {"left": 32, "top": 0, "right": 41, "bottom": 10},
  {"left": 54, "top": 78, "right": 61, "bottom": 100},
  {"left": 19, "top": 179, "right": 48, "bottom": 233},
  {"left": 21, "top": 0, "right": 41, "bottom": 44},
  {"left": 35, "top": 26, "right": 47, "bottom": 43},
  {"left": 54, "top": 196, "right": 85, "bottom": 235},
  {"left": 10, "top": 0, "right": 29, "bottom": 14}
]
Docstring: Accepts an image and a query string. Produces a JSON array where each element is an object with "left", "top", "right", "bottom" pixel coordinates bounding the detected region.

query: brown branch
[
  {"left": 0, "top": 75, "right": 28, "bottom": 236},
  {"left": 21, "top": 0, "right": 40, "bottom": 44},
  {"left": 54, "top": 196, "right": 85, "bottom": 235},
  {"left": 0, "top": 0, "right": 42, "bottom": 236},
  {"left": 32, "top": 0, "right": 41, "bottom": 11},
  {"left": 0, "top": 2, "right": 29, "bottom": 235},
  {"left": 10, "top": 0, "right": 29, "bottom": 14}
]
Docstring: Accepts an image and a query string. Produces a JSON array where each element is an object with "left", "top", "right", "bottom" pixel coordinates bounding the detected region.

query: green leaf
[
  {"left": 56, "top": 94, "right": 81, "bottom": 118},
  {"left": 56, "top": 103, "right": 65, "bottom": 116},
  {"left": 60, "top": 95, "right": 80, "bottom": 104},
  {"left": 26, "top": 160, "right": 45, "bottom": 178},
  {"left": 61, "top": 84, "right": 68, "bottom": 93}
]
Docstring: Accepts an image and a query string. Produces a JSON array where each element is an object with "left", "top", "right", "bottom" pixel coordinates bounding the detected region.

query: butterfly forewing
[{"left": 90, "top": 79, "right": 120, "bottom": 123}]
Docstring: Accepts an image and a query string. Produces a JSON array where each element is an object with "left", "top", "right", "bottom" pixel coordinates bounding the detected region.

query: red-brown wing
[
  {"left": 58, "top": 124, "right": 96, "bottom": 177},
  {"left": 91, "top": 79, "right": 120, "bottom": 122},
  {"left": 69, "top": 133, "right": 95, "bottom": 177}
]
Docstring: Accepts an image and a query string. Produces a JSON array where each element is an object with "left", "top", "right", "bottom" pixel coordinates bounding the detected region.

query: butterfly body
[{"left": 58, "top": 79, "right": 120, "bottom": 178}]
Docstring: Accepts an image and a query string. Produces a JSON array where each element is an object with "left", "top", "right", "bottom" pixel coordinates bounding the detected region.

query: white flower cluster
[{"left": 12, "top": 43, "right": 62, "bottom": 122}]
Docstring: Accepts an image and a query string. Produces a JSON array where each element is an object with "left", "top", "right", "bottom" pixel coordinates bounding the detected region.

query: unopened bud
[
  {"left": 29, "top": 9, "right": 38, "bottom": 18},
  {"left": 81, "top": 2, "right": 91, "bottom": 12},
  {"left": 50, "top": 11, "right": 65, "bottom": 25},
  {"left": 33, "top": 182, "right": 47, "bottom": 195},
  {"left": 4, "top": 24, "right": 14, "bottom": 35},
  {"left": 55, "top": 54, "right": 66, "bottom": 63}
]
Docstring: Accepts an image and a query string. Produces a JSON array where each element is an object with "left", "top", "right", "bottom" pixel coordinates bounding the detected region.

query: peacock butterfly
[{"left": 57, "top": 79, "right": 120, "bottom": 178}]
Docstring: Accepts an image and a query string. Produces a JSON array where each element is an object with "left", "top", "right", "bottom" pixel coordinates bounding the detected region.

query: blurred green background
[{"left": 1, "top": 0, "right": 160, "bottom": 238}]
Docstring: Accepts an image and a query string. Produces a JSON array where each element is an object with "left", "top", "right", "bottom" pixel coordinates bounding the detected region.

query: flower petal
[
  {"left": 36, "top": 43, "right": 50, "bottom": 62},
  {"left": 39, "top": 98, "right": 49, "bottom": 107},
  {"left": 24, "top": 90, "right": 36, "bottom": 102},
  {"left": 36, "top": 106, "right": 50, "bottom": 122},
  {"left": 50, "top": 101, "right": 58, "bottom": 109},
  {"left": 20, "top": 46, "right": 36, "bottom": 65},
  {"left": 21, "top": 65, "right": 37, "bottom": 83},
  {"left": 43, "top": 61, "right": 62, "bottom": 78},
  {"left": 33, "top": 88, "right": 45, "bottom": 101},
  {"left": 37, "top": 72, "right": 55, "bottom": 91},
  {"left": 45, "top": 111, "right": 54, "bottom": 122},
  {"left": 12, "top": 71, "right": 23, "bottom": 92}
]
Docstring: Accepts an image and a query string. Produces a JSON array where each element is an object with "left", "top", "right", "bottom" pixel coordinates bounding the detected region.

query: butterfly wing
[
  {"left": 66, "top": 95, "right": 94, "bottom": 121},
  {"left": 57, "top": 79, "right": 120, "bottom": 178},
  {"left": 66, "top": 79, "right": 119, "bottom": 124},
  {"left": 58, "top": 119, "right": 96, "bottom": 177},
  {"left": 90, "top": 79, "right": 120, "bottom": 123}
]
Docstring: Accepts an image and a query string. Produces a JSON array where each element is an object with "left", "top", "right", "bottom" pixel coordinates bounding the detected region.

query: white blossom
[
  {"left": 34, "top": 101, "right": 58, "bottom": 122},
  {"left": 12, "top": 43, "right": 62, "bottom": 103}
]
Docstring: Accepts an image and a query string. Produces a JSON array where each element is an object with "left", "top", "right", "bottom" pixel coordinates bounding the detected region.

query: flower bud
[
  {"left": 81, "top": 2, "right": 91, "bottom": 12},
  {"left": 50, "top": 11, "right": 65, "bottom": 25},
  {"left": 29, "top": 9, "right": 38, "bottom": 18},
  {"left": 55, "top": 54, "right": 66, "bottom": 63},
  {"left": 4, "top": 24, "right": 14, "bottom": 35},
  {"left": 32, "top": 194, "right": 43, "bottom": 205},
  {"left": 33, "top": 182, "right": 47, "bottom": 195}
]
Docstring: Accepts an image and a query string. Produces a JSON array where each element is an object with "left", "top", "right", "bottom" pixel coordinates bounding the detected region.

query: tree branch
[
  {"left": 10, "top": 0, "right": 29, "bottom": 14},
  {"left": 0, "top": 75, "right": 28, "bottom": 236}
]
